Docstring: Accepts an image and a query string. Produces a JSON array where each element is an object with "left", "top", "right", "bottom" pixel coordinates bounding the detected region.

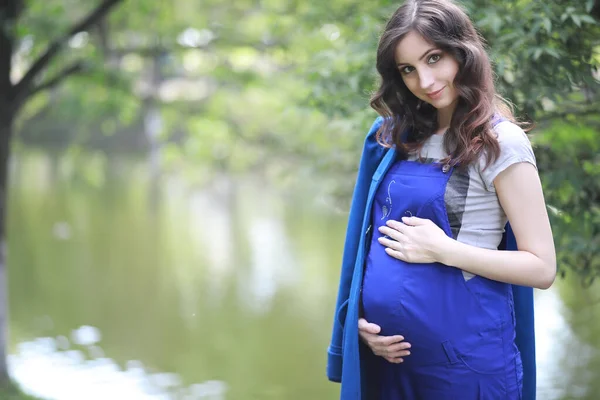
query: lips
[{"left": 426, "top": 87, "right": 445, "bottom": 99}]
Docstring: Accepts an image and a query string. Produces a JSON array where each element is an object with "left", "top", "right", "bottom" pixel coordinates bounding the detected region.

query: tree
[
  {"left": 298, "top": 0, "right": 600, "bottom": 276},
  {"left": 5, "top": 0, "right": 599, "bottom": 297},
  {"left": 0, "top": 0, "right": 124, "bottom": 384},
  {"left": 535, "top": 120, "right": 600, "bottom": 285}
]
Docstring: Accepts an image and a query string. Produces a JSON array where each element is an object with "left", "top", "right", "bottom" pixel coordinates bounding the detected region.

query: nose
[{"left": 418, "top": 69, "right": 435, "bottom": 90}]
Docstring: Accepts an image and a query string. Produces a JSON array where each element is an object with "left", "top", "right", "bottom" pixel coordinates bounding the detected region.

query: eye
[
  {"left": 428, "top": 53, "right": 441, "bottom": 64},
  {"left": 400, "top": 65, "right": 415, "bottom": 74}
]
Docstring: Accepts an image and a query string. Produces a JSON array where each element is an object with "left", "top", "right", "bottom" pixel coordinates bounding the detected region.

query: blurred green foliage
[
  {"left": 0, "top": 381, "right": 40, "bottom": 400},
  {"left": 536, "top": 119, "right": 600, "bottom": 283},
  {"left": 5, "top": 0, "right": 600, "bottom": 278}
]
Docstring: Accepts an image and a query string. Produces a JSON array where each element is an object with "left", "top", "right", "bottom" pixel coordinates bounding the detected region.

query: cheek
[
  {"left": 402, "top": 77, "right": 420, "bottom": 96},
  {"left": 445, "top": 60, "right": 460, "bottom": 83}
]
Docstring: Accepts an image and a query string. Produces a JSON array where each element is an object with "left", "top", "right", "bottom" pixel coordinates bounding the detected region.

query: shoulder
[
  {"left": 356, "top": 116, "right": 388, "bottom": 170},
  {"left": 492, "top": 120, "right": 533, "bottom": 151},
  {"left": 365, "top": 116, "right": 385, "bottom": 141},
  {"left": 479, "top": 120, "right": 537, "bottom": 191},
  {"left": 363, "top": 116, "right": 388, "bottom": 154}
]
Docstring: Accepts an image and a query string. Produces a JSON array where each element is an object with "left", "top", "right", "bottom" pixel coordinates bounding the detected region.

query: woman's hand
[
  {"left": 377, "top": 216, "right": 451, "bottom": 264},
  {"left": 358, "top": 318, "right": 412, "bottom": 364}
]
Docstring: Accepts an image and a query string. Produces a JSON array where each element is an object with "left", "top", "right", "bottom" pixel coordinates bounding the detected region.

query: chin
[
  {"left": 428, "top": 101, "right": 450, "bottom": 109},
  {"left": 428, "top": 97, "right": 458, "bottom": 111}
]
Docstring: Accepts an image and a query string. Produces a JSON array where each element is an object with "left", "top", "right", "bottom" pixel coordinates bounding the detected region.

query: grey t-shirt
[{"left": 407, "top": 121, "right": 537, "bottom": 280}]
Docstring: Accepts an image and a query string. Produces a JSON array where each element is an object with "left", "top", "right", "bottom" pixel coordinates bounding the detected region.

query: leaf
[
  {"left": 586, "top": 0, "right": 595, "bottom": 13},
  {"left": 571, "top": 15, "right": 581, "bottom": 28},
  {"left": 503, "top": 69, "right": 515, "bottom": 84},
  {"left": 543, "top": 17, "right": 552, "bottom": 33},
  {"left": 491, "top": 14, "right": 502, "bottom": 34},
  {"left": 579, "top": 15, "right": 598, "bottom": 25},
  {"left": 544, "top": 48, "right": 561, "bottom": 59}
]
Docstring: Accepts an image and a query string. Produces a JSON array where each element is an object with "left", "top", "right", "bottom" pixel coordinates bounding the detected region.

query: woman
[{"left": 327, "top": 0, "right": 556, "bottom": 399}]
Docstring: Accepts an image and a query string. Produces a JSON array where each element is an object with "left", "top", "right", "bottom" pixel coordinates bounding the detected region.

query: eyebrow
[{"left": 396, "top": 47, "right": 438, "bottom": 67}]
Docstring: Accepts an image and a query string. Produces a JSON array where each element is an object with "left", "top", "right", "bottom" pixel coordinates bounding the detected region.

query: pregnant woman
[{"left": 327, "top": 1, "right": 556, "bottom": 399}]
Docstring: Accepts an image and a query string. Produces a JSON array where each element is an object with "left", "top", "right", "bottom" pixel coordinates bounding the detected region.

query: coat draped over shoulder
[{"left": 326, "top": 117, "right": 537, "bottom": 400}]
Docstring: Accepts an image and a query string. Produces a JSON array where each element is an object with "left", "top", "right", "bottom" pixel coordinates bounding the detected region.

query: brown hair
[{"left": 370, "top": 0, "right": 520, "bottom": 169}]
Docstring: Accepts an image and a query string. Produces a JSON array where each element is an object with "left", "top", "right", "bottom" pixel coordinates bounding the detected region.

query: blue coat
[{"left": 327, "top": 117, "right": 536, "bottom": 399}]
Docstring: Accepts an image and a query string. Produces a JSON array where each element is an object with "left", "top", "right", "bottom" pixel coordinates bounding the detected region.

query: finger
[
  {"left": 378, "top": 226, "right": 407, "bottom": 242},
  {"left": 358, "top": 318, "right": 381, "bottom": 334},
  {"left": 374, "top": 342, "right": 412, "bottom": 357},
  {"left": 387, "top": 349, "right": 411, "bottom": 358},
  {"left": 401, "top": 216, "right": 428, "bottom": 226},
  {"left": 386, "top": 219, "right": 410, "bottom": 233},
  {"left": 387, "top": 341, "right": 412, "bottom": 352},
  {"left": 359, "top": 329, "right": 379, "bottom": 341},
  {"left": 385, "top": 247, "right": 407, "bottom": 261},
  {"left": 385, "top": 356, "right": 404, "bottom": 364},
  {"left": 377, "top": 335, "right": 405, "bottom": 346},
  {"left": 378, "top": 236, "right": 402, "bottom": 251}
]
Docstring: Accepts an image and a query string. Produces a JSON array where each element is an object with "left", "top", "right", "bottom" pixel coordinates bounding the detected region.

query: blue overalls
[{"left": 361, "top": 158, "right": 523, "bottom": 399}]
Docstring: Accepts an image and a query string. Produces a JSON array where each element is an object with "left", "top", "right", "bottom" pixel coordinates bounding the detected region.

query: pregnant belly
[
  {"left": 361, "top": 250, "right": 483, "bottom": 348},
  {"left": 361, "top": 246, "right": 513, "bottom": 370}
]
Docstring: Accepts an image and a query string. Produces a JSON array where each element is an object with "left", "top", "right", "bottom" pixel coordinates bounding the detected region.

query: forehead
[{"left": 394, "top": 30, "right": 436, "bottom": 63}]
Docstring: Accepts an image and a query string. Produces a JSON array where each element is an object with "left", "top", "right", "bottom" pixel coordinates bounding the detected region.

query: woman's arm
[
  {"left": 437, "top": 162, "right": 556, "bottom": 289},
  {"left": 378, "top": 162, "right": 556, "bottom": 289}
]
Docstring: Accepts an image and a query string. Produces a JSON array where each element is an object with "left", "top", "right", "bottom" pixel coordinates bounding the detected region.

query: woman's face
[{"left": 394, "top": 30, "right": 459, "bottom": 113}]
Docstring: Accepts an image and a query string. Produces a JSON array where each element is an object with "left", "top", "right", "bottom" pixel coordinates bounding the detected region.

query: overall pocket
[
  {"left": 461, "top": 275, "right": 508, "bottom": 329},
  {"left": 452, "top": 333, "right": 506, "bottom": 375}
]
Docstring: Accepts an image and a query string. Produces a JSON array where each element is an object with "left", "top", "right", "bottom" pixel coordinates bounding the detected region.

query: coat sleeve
[
  {"left": 327, "top": 117, "right": 385, "bottom": 382},
  {"left": 506, "top": 223, "right": 537, "bottom": 400},
  {"left": 499, "top": 223, "right": 537, "bottom": 400}
]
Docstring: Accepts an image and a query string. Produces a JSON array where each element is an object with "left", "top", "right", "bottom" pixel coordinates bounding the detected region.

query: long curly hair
[{"left": 370, "top": 0, "right": 519, "bottom": 169}]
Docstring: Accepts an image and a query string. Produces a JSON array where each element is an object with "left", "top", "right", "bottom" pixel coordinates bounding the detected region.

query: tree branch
[
  {"left": 26, "top": 61, "right": 86, "bottom": 100},
  {"left": 0, "top": 0, "right": 25, "bottom": 22},
  {"left": 0, "top": 0, "right": 23, "bottom": 105},
  {"left": 592, "top": 0, "right": 600, "bottom": 20},
  {"left": 0, "top": 28, "right": 13, "bottom": 110},
  {"left": 12, "top": 0, "right": 123, "bottom": 107}
]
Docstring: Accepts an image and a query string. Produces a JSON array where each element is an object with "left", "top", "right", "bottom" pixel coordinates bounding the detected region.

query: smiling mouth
[{"left": 427, "top": 87, "right": 445, "bottom": 97}]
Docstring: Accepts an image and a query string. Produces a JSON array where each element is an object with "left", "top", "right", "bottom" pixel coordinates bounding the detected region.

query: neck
[{"left": 436, "top": 101, "right": 457, "bottom": 134}]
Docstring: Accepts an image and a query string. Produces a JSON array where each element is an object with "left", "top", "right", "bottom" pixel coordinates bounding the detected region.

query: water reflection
[
  {"left": 6, "top": 151, "right": 600, "bottom": 399},
  {"left": 9, "top": 332, "right": 228, "bottom": 400},
  {"left": 534, "top": 287, "right": 588, "bottom": 399},
  {"left": 8, "top": 152, "right": 341, "bottom": 399}
]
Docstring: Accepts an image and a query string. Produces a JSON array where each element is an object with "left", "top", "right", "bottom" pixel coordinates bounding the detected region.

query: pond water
[{"left": 6, "top": 151, "right": 600, "bottom": 399}]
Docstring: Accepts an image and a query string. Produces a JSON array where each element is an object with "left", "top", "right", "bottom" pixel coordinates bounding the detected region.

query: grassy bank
[{"left": 0, "top": 382, "right": 42, "bottom": 400}]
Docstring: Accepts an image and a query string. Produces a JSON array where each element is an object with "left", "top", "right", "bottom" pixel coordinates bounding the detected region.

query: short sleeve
[{"left": 480, "top": 121, "right": 537, "bottom": 192}]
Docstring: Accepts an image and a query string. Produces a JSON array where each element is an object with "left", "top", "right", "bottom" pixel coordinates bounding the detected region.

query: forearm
[{"left": 437, "top": 238, "right": 555, "bottom": 290}]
